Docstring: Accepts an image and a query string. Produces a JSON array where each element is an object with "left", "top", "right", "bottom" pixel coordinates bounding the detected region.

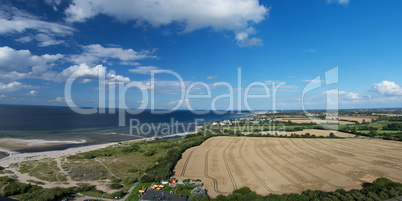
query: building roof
[{"left": 141, "top": 189, "right": 188, "bottom": 201}]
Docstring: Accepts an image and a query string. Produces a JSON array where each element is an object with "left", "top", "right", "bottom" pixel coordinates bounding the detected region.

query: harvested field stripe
[
  {"left": 293, "top": 139, "right": 401, "bottom": 183},
  {"left": 285, "top": 139, "right": 366, "bottom": 183},
  {"left": 339, "top": 140, "right": 402, "bottom": 155},
  {"left": 301, "top": 139, "right": 402, "bottom": 180},
  {"left": 239, "top": 138, "right": 274, "bottom": 193},
  {"left": 181, "top": 148, "right": 197, "bottom": 176},
  {"left": 252, "top": 139, "right": 304, "bottom": 191},
  {"left": 268, "top": 139, "right": 340, "bottom": 189},
  {"left": 222, "top": 139, "right": 238, "bottom": 190},
  {"left": 204, "top": 139, "right": 226, "bottom": 194},
  {"left": 313, "top": 140, "right": 402, "bottom": 165}
]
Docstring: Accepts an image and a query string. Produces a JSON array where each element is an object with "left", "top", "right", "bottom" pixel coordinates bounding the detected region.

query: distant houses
[{"left": 210, "top": 117, "right": 271, "bottom": 126}]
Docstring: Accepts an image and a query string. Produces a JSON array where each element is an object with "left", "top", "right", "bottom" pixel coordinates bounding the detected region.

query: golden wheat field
[{"left": 174, "top": 136, "right": 402, "bottom": 198}]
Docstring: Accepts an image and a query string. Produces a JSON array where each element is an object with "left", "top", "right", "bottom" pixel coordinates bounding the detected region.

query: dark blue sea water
[{"left": 0, "top": 105, "right": 250, "bottom": 152}]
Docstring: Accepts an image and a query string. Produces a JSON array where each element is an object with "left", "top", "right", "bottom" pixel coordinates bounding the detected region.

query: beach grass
[{"left": 18, "top": 158, "right": 66, "bottom": 182}]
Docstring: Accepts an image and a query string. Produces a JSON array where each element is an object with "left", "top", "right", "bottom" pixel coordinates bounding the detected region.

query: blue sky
[{"left": 0, "top": 0, "right": 401, "bottom": 110}]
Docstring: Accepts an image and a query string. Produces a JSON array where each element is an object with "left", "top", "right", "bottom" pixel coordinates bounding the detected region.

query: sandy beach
[{"left": 0, "top": 132, "right": 193, "bottom": 168}]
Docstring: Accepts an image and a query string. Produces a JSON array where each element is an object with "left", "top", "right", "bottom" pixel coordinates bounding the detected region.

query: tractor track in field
[
  {"left": 222, "top": 139, "right": 238, "bottom": 190},
  {"left": 268, "top": 139, "right": 340, "bottom": 189},
  {"left": 252, "top": 139, "right": 304, "bottom": 191},
  {"left": 281, "top": 139, "right": 365, "bottom": 184},
  {"left": 310, "top": 139, "right": 402, "bottom": 166},
  {"left": 288, "top": 139, "right": 377, "bottom": 183},
  {"left": 238, "top": 138, "right": 274, "bottom": 193},
  {"left": 180, "top": 137, "right": 214, "bottom": 176},
  {"left": 204, "top": 139, "right": 226, "bottom": 194},
  {"left": 181, "top": 148, "right": 196, "bottom": 176}
]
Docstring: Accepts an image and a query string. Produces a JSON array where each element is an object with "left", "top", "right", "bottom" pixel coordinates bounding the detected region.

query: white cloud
[
  {"left": 0, "top": 81, "right": 36, "bottom": 92},
  {"left": 207, "top": 75, "right": 217, "bottom": 80},
  {"left": 0, "top": 94, "right": 6, "bottom": 99},
  {"left": 237, "top": 37, "right": 263, "bottom": 47},
  {"left": 65, "top": 0, "right": 268, "bottom": 46},
  {"left": 0, "top": 46, "right": 63, "bottom": 81},
  {"left": 27, "top": 90, "right": 38, "bottom": 96},
  {"left": 45, "top": 0, "right": 62, "bottom": 11},
  {"left": 54, "top": 63, "right": 131, "bottom": 83},
  {"left": 0, "top": 46, "right": 130, "bottom": 84},
  {"left": 129, "top": 66, "right": 165, "bottom": 75},
  {"left": 327, "top": 0, "right": 349, "bottom": 5},
  {"left": 345, "top": 92, "right": 362, "bottom": 100},
  {"left": 371, "top": 80, "right": 402, "bottom": 96},
  {"left": 49, "top": 97, "right": 66, "bottom": 103},
  {"left": 35, "top": 33, "right": 64, "bottom": 47},
  {"left": 70, "top": 44, "right": 156, "bottom": 65},
  {"left": 0, "top": 5, "right": 75, "bottom": 46}
]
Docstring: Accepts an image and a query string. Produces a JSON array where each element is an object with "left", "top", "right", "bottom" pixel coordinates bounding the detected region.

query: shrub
[
  {"left": 143, "top": 150, "right": 156, "bottom": 157},
  {"left": 110, "top": 183, "right": 123, "bottom": 189},
  {"left": 3, "top": 182, "right": 33, "bottom": 196},
  {"left": 373, "top": 178, "right": 394, "bottom": 187},
  {"left": 68, "top": 166, "right": 107, "bottom": 181}
]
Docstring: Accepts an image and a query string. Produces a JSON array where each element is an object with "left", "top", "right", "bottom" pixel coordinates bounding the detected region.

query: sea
[{"left": 0, "top": 104, "right": 251, "bottom": 152}]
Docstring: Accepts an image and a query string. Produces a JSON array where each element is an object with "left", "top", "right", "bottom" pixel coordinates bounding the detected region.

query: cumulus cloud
[
  {"left": 345, "top": 92, "right": 362, "bottom": 100},
  {"left": 49, "top": 97, "right": 66, "bottom": 103},
  {"left": 0, "top": 46, "right": 131, "bottom": 84},
  {"left": 0, "top": 5, "right": 75, "bottom": 46},
  {"left": 0, "top": 81, "right": 36, "bottom": 92},
  {"left": 27, "top": 90, "right": 38, "bottom": 96},
  {"left": 0, "top": 46, "right": 63, "bottom": 81},
  {"left": 371, "top": 81, "right": 402, "bottom": 96},
  {"left": 64, "top": 0, "right": 268, "bottom": 46},
  {"left": 53, "top": 63, "right": 131, "bottom": 83},
  {"left": 70, "top": 44, "right": 156, "bottom": 65}
]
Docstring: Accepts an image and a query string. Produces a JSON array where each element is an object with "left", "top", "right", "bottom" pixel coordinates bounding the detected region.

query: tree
[{"left": 191, "top": 186, "right": 207, "bottom": 200}]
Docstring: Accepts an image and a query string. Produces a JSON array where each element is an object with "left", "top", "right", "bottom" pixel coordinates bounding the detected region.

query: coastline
[
  {"left": 0, "top": 112, "right": 253, "bottom": 168},
  {"left": 0, "top": 131, "right": 194, "bottom": 167}
]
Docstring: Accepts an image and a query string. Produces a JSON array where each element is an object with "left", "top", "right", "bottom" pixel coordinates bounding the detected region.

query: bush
[
  {"left": 143, "top": 150, "right": 156, "bottom": 157},
  {"left": 3, "top": 182, "right": 33, "bottom": 196},
  {"left": 123, "top": 177, "right": 137, "bottom": 185},
  {"left": 110, "top": 183, "right": 123, "bottom": 189},
  {"left": 0, "top": 176, "right": 12, "bottom": 183},
  {"left": 127, "top": 168, "right": 139, "bottom": 173},
  {"left": 75, "top": 183, "right": 96, "bottom": 192},
  {"left": 372, "top": 178, "right": 394, "bottom": 187},
  {"left": 191, "top": 186, "right": 207, "bottom": 200},
  {"left": 68, "top": 166, "right": 107, "bottom": 181}
]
